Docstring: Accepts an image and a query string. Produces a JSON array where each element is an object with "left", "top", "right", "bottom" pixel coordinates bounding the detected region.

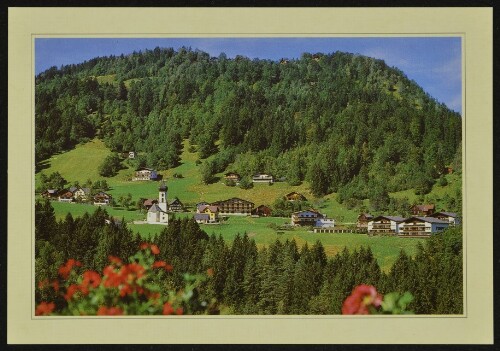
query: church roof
[
  {"left": 148, "top": 204, "right": 166, "bottom": 213},
  {"left": 159, "top": 181, "right": 168, "bottom": 191}
]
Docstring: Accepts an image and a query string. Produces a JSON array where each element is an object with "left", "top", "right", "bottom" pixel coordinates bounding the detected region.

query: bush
[
  {"left": 35, "top": 243, "right": 215, "bottom": 316},
  {"left": 98, "top": 154, "right": 123, "bottom": 177}
]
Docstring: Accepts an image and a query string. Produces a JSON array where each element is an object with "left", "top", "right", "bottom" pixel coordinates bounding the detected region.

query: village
[{"left": 40, "top": 166, "right": 460, "bottom": 238}]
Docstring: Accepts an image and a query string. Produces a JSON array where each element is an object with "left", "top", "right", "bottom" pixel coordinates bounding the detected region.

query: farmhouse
[
  {"left": 41, "top": 189, "right": 60, "bottom": 200},
  {"left": 169, "top": 198, "right": 184, "bottom": 212},
  {"left": 356, "top": 213, "right": 373, "bottom": 230},
  {"left": 398, "top": 217, "right": 449, "bottom": 237},
  {"left": 429, "top": 211, "right": 461, "bottom": 226},
  {"left": 284, "top": 192, "right": 307, "bottom": 202},
  {"left": 291, "top": 209, "right": 324, "bottom": 226},
  {"left": 194, "top": 213, "right": 211, "bottom": 224},
  {"left": 252, "top": 205, "right": 272, "bottom": 217},
  {"left": 224, "top": 172, "right": 241, "bottom": 183},
  {"left": 93, "top": 192, "right": 112, "bottom": 206},
  {"left": 410, "top": 204, "right": 435, "bottom": 216},
  {"left": 73, "top": 187, "right": 90, "bottom": 201},
  {"left": 143, "top": 199, "right": 158, "bottom": 210},
  {"left": 133, "top": 167, "right": 158, "bottom": 181},
  {"left": 58, "top": 189, "right": 74, "bottom": 203},
  {"left": 211, "top": 197, "right": 254, "bottom": 214},
  {"left": 196, "top": 205, "right": 219, "bottom": 223},
  {"left": 367, "top": 216, "right": 405, "bottom": 235},
  {"left": 147, "top": 182, "right": 169, "bottom": 225},
  {"left": 252, "top": 173, "right": 274, "bottom": 183}
]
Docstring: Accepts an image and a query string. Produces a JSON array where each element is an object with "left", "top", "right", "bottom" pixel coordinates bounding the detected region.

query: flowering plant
[
  {"left": 342, "top": 284, "right": 414, "bottom": 315},
  {"left": 36, "top": 243, "right": 214, "bottom": 316}
]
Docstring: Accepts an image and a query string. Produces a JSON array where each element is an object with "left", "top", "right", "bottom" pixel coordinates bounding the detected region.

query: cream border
[{"left": 8, "top": 7, "right": 492, "bottom": 344}]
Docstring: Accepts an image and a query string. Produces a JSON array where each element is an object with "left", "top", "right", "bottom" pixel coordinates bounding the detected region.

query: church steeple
[{"left": 158, "top": 181, "right": 168, "bottom": 205}]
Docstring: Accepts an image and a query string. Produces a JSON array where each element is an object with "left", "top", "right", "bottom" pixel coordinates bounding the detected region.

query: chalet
[
  {"left": 429, "top": 211, "right": 461, "bottom": 226},
  {"left": 211, "top": 197, "right": 254, "bottom": 214},
  {"left": 147, "top": 182, "right": 169, "bottom": 225},
  {"left": 133, "top": 168, "right": 158, "bottom": 181},
  {"left": 410, "top": 204, "right": 435, "bottom": 216},
  {"left": 169, "top": 198, "right": 184, "bottom": 212},
  {"left": 252, "top": 173, "right": 274, "bottom": 184},
  {"left": 41, "top": 189, "right": 60, "bottom": 200},
  {"left": 356, "top": 213, "right": 374, "bottom": 229},
  {"left": 367, "top": 216, "right": 405, "bottom": 235},
  {"left": 93, "top": 192, "right": 112, "bottom": 206},
  {"left": 285, "top": 192, "right": 307, "bottom": 202},
  {"left": 196, "top": 202, "right": 210, "bottom": 211},
  {"left": 143, "top": 199, "right": 158, "bottom": 210},
  {"left": 194, "top": 213, "right": 211, "bottom": 224},
  {"left": 252, "top": 205, "right": 272, "bottom": 217},
  {"left": 73, "top": 187, "right": 90, "bottom": 201},
  {"left": 58, "top": 189, "right": 74, "bottom": 203},
  {"left": 197, "top": 205, "right": 219, "bottom": 223},
  {"left": 399, "top": 217, "right": 449, "bottom": 237},
  {"left": 291, "top": 210, "right": 324, "bottom": 226},
  {"left": 224, "top": 172, "right": 241, "bottom": 183}
]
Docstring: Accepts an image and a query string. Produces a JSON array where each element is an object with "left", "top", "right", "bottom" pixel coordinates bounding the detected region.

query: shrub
[{"left": 35, "top": 243, "right": 215, "bottom": 316}]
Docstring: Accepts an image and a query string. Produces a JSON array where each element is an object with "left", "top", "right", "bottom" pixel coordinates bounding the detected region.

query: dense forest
[
  {"left": 36, "top": 200, "right": 463, "bottom": 315},
  {"left": 35, "top": 47, "right": 462, "bottom": 200}
]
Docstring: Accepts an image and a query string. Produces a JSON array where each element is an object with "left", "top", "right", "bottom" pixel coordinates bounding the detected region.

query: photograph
[
  {"left": 33, "top": 37, "right": 463, "bottom": 317},
  {"left": 7, "top": 7, "right": 493, "bottom": 345}
]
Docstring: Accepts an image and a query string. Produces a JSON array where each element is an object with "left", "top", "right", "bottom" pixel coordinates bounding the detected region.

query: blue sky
[{"left": 35, "top": 37, "right": 462, "bottom": 114}]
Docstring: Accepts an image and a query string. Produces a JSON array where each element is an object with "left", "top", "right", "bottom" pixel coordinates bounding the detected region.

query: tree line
[
  {"left": 36, "top": 200, "right": 463, "bottom": 315},
  {"left": 36, "top": 47, "right": 462, "bottom": 200}
]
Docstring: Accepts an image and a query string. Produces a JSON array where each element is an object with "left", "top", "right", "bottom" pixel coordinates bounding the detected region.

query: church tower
[{"left": 158, "top": 181, "right": 168, "bottom": 212}]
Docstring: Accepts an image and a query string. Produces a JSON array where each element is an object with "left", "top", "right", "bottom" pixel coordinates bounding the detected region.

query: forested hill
[{"left": 35, "top": 47, "right": 461, "bottom": 198}]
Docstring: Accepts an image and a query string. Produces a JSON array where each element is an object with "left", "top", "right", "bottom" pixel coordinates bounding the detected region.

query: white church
[{"left": 147, "top": 181, "right": 169, "bottom": 225}]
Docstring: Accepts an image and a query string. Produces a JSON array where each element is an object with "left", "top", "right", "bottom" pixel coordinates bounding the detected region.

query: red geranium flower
[
  {"left": 342, "top": 284, "right": 382, "bottom": 315},
  {"left": 35, "top": 302, "right": 55, "bottom": 316},
  {"left": 58, "top": 259, "right": 82, "bottom": 279},
  {"left": 97, "top": 306, "right": 123, "bottom": 316},
  {"left": 163, "top": 302, "right": 174, "bottom": 315},
  {"left": 175, "top": 307, "right": 183, "bottom": 315},
  {"left": 82, "top": 270, "right": 101, "bottom": 289},
  {"left": 152, "top": 260, "right": 167, "bottom": 268},
  {"left": 38, "top": 279, "right": 49, "bottom": 289},
  {"left": 108, "top": 255, "right": 122, "bottom": 265},
  {"left": 140, "top": 242, "right": 150, "bottom": 250},
  {"left": 51, "top": 280, "right": 60, "bottom": 292},
  {"left": 206, "top": 268, "right": 214, "bottom": 277},
  {"left": 150, "top": 244, "right": 160, "bottom": 255},
  {"left": 64, "top": 284, "right": 79, "bottom": 301}
]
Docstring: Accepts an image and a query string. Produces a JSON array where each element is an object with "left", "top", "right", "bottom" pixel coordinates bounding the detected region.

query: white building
[
  {"left": 398, "top": 217, "right": 450, "bottom": 237},
  {"left": 429, "top": 211, "right": 461, "bottom": 226},
  {"left": 367, "top": 216, "right": 405, "bottom": 235},
  {"left": 147, "top": 182, "right": 169, "bottom": 225},
  {"left": 252, "top": 173, "right": 274, "bottom": 183},
  {"left": 315, "top": 218, "right": 335, "bottom": 228}
]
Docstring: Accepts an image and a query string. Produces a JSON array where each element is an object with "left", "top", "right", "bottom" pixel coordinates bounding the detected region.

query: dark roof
[
  {"left": 371, "top": 215, "right": 406, "bottom": 222},
  {"left": 198, "top": 205, "right": 219, "bottom": 213},
  {"left": 358, "top": 213, "right": 373, "bottom": 219},
  {"left": 403, "top": 216, "right": 449, "bottom": 224},
  {"left": 69, "top": 186, "right": 78, "bottom": 193},
  {"left": 293, "top": 210, "right": 323, "bottom": 217},
  {"left": 194, "top": 213, "right": 210, "bottom": 221},
  {"left": 412, "top": 204, "right": 435, "bottom": 211},
  {"left": 159, "top": 181, "right": 168, "bottom": 191},
  {"left": 169, "top": 198, "right": 183, "bottom": 205},
  {"left": 144, "top": 199, "right": 157, "bottom": 206},
  {"left": 148, "top": 204, "right": 166, "bottom": 213},
  {"left": 431, "top": 211, "right": 457, "bottom": 218},
  {"left": 47, "top": 189, "right": 59, "bottom": 194},
  {"left": 212, "top": 197, "right": 254, "bottom": 206},
  {"left": 81, "top": 187, "right": 91, "bottom": 194}
]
